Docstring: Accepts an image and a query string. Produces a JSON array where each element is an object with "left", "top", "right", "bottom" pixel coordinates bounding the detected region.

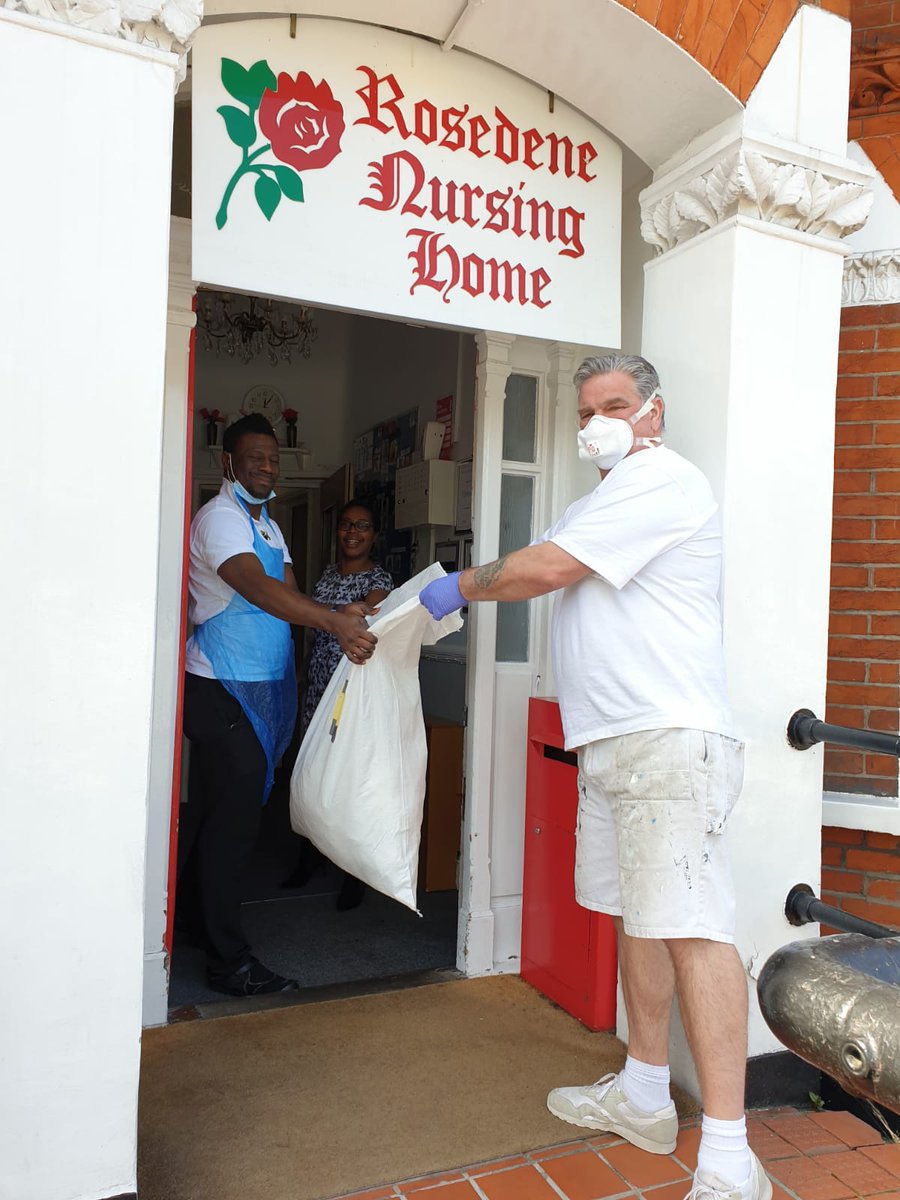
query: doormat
[{"left": 139, "top": 975, "right": 646, "bottom": 1200}]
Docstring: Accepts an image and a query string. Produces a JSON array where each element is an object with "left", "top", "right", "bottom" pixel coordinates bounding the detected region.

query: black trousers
[{"left": 177, "top": 672, "right": 268, "bottom": 975}]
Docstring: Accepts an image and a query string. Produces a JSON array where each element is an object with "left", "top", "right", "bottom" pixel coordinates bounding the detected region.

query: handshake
[{"left": 419, "top": 571, "right": 466, "bottom": 621}]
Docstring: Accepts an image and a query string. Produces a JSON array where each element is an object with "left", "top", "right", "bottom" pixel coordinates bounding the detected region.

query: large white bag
[{"left": 289, "top": 564, "right": 463, "bottom": 912}]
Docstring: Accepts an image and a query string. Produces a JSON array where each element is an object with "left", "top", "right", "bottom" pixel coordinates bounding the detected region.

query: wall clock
[{"left": 243, "top": 384, "right": 285, "bottom": 424}]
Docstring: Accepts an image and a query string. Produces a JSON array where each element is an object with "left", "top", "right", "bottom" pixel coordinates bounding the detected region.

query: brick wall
[
  {"left": 821, "top": 826, "right": 900, "bottom": 931},
  {"left": 827, "top": 304, "right": 900, "bottom": 796},
  {"left": 613, "top": 0, "right": 849, "bottom": 102},
  {"left": 848, "top": 0, "right": 900, "bottom": 201}
]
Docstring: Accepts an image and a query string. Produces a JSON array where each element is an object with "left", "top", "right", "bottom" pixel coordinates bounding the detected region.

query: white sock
[
  {"left": 620, "top": 1055, "right": 671, "bottom": 1113},
  {"left": 697, "top": 1115, "right": 752, "bottom": 1188}
]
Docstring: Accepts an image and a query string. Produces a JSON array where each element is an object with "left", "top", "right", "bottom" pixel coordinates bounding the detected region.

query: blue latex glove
[{"left": 420, "top": 572, "right": 466, "bottom": 620}]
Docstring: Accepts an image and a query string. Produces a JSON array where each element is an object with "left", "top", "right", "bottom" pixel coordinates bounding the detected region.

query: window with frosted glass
[
  {"left": 502, "top": 374, "right": 537, "bottom": 463},
  {"left": 496, "top": 473, "right": 534, "bottom": 662}
]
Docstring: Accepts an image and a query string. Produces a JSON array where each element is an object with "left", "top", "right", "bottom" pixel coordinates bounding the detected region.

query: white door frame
[
  {"left": 455, "top": 331, "right": 515, "bottom": 975},
  {"left": 145, "top": 249, "right": 575, "bottom": 1019}
]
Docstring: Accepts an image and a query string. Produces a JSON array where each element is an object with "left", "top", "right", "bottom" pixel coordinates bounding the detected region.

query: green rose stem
[{"left": 215, "top": 142, "right": 272, "bottom": 229}]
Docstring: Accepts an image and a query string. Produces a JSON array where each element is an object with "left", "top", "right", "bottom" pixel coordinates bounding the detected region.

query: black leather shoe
[{"left": 208, "top": 957, "right": 300, "bottom": 997}]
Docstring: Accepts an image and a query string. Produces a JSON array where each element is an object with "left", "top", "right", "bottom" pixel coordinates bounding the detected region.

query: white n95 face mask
[{"left": 577, "top": 392, "right": 660, "bottom": 470}]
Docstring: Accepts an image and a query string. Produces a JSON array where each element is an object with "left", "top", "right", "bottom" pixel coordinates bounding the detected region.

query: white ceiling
[{"left": 196, "top": 0, "right": 741, "bottom": 171}]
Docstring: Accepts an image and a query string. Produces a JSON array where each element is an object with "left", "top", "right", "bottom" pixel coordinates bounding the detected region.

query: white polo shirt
[
  {"left": 185, "top": 481, "right": 292, "bottom": 679},
  {"left": 536, "top": 446, "right": 735, "bottom": 750}
]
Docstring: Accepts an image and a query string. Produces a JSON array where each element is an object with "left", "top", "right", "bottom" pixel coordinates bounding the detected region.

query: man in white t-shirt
[
  {"left": 419, "top": 356, "right": 769, "bottom": 1200},
  {"left": 178, "top": 414, "right": 378, "bottom": 998}
]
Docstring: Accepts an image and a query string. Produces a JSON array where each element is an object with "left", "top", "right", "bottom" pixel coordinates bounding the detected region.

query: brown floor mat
[{"left": 138, "top": 974, "right": 655, "bottom": 1200}]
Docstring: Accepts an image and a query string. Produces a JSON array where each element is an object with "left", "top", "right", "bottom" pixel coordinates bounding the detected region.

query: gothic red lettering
[
  {"left": 469, "top": 114, "right": 490, "bottom": 158},
  {"left": 461, "top": 253, "right": 484, "bottom": 298},
  {"left": 546, "top": 133, "right": 574, "bottom": 177},
  {"left": 484, "top": 186, "right": 513, "bottom": 235},
  {"left": 405, "top": 228, "right": 554, "bottom": 309},
  {"left": 414, "top": 99, "right": 437, "bottom": 145},
  {"left": 523, "top": 128, "right": 543, "bottom": 171},
  {"left": 440, "top": 105, "right": 469, "bottom": 151},
  {"left": 557, "top": 206, "right": 584, "bottom": 258},
  {"left": 406, "top": 228, "right": 460, "bottom": 303},
  {"left": 578, "top": 142, "right": 598, "bottom": 183},
  {"left": 494, "top": 108, "right": 518, "bottom": 165},
  {"left": 459, "top": 182, "right": 484, "bottom": 228},
  {"left": 531, "top": 267, "right": 552, "bottom": 308},
  {"left": 486, "top": 258, "right": 528, "bottom": 305},
  {"left": 353, "top": 65, "right": 600, "bottom": 184},
  {"left": 358, "top": 150, "right": 426, "bottom": 217},
  {"left": 354, "top": 65, "right": 411, "bottom": 138},
  {"left": 360, "top": 152, "right": 585, "bottom": 260}
]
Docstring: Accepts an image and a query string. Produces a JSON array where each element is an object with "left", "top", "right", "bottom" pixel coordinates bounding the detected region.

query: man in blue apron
[{"left": 178, "top": 414, "right": 378, "bottom": 997}]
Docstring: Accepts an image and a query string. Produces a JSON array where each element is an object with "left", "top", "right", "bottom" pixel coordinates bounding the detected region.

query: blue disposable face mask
[{"left": 224, "top": 458, "right": 276, "bottom": 505}]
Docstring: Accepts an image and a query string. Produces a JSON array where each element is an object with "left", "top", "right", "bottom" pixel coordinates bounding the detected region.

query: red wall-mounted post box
[{"left": 521, "top": 696, "right": 618, "bottom": 1031}]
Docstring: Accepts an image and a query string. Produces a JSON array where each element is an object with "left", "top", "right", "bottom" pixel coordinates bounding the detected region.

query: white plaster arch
[{"left": 198, "top": 0, "right": 741, "bottom": 170}]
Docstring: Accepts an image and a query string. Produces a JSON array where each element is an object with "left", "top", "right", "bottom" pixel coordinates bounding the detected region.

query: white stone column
[
  {"left": 639, "top": 125, "right": 872, "bottom": 1092},
  {"left": 0, "top": 6, "right": 197, "bottom": 1197},
  {"left": 458, "top": 331, "right": 514, "bottom": 974}
]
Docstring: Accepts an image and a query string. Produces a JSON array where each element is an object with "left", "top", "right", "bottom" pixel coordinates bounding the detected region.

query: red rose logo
[
  {"left": 215, "top": 58, "right": 345, "bottom": 229},
  {"left": 259, "top": 72, "right": 345, "bottom": 173}
]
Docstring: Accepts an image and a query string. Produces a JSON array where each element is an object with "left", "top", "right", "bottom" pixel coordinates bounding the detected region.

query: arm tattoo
[{"left": 473, "top": 556, "right": 508, "bottom": 593}]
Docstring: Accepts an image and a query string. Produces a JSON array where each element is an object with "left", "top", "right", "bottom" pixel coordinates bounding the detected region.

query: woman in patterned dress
[
  {"left": 285, "top": 499, "right": 393, "bottom": 907},
  {"left": 302, "top": 500, "right": 393, "bottom": 729}
]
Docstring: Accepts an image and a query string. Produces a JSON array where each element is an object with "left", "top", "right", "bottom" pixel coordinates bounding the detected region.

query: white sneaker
[
  {"left": 546, "top": 1071, "right": 678, "bottom": 1154},
  {"left": 686, "top": 1152, "right": 773, "bottom": 1200}
]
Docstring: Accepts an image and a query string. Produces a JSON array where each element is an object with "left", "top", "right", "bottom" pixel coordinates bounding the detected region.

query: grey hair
[{"left": 573, "top": 354, "right": 661, "bottom": 403}]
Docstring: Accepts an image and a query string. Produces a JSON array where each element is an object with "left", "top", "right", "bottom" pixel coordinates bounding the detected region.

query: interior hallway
[{"left": 335, "top": 1107, "right": 899, "bottom": 1200}]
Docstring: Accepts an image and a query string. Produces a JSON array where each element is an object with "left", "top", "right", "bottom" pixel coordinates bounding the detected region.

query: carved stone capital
[
  {"left": 641, "top": 137, "right": 873, "bottom": 256},
  {"left": 843, "top": 250, "right": 900, "bottom": 307},
  {"left": 6, "top": 0, "right": 202, "bottom": 63}
]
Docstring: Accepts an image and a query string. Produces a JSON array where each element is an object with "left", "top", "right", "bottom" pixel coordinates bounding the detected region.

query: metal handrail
[
  {"left": 786, "top": 883, "right": 899, "bottom": 939},
  {"left": 787, "top": 708, "right": 900, "bottom": 757}
]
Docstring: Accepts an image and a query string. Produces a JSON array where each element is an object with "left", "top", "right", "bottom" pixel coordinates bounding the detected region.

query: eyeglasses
[{"left": 338, "top": 519, "right": 374, "bottom": 532}]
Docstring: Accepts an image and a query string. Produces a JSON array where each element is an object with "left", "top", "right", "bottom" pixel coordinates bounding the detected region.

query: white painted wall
[
  {"left": 343, "top": 316, "right": 474, "bottom": 461},
  {"left": 844, "top": 141, "right": 900, "bottom": 254},
  {"left": 743, "top": 5, "right": 850, "bottom": 158},
  {"left": 194, "top": 309, "right": 474, "bottom": 470},
  {"left": 203, "top": 0, "right": 741, "bottom": 172},
  {"left": 0, "top": 10, "right": 176, "bottom": 1198},
  {"left": 643, "top": 220, "right": 842, "bottom": 1073},
  {"left": 195, "top": 305, "right": 355, "bottom": 467},
  {"left": 639, "top": 7, "right": 854, "bottom": 1081},
  {"left": 143, "top": 218, "right": 195, "bottom": 1029},
  {"left": 621, "top": 174, "right": 654, "bottom": 353}
]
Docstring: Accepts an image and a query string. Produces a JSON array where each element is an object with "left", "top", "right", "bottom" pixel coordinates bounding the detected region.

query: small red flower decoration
[
  {"left": 200, "top": 407, "right": 225, "bottom": 423},
  {"left": 259, "top": 72, "right": 345, "bottom": 173},
  {"left": 283, "top": 408, "right": 299, "bottom": 422}
]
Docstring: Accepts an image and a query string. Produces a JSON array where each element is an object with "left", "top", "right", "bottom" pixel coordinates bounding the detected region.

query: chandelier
[{"left": 196, "top": 290, "right": 317, "bottom": 366}]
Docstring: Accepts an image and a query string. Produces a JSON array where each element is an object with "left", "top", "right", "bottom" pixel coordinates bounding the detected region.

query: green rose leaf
[
  {"left": 217, "top": 105, "right": 257, "bottom": 148},
  {"left": 247, "top": 60, "right": 277, "bottom": 101},
  {"left": 221, "top": 57, "right": 275, "bottom": 108},
  {"left": 271, "top": 166, "right": 304, "bottom": 202},
  {"left": 255, "top": 173, "right": 282, "bottom": 221}
]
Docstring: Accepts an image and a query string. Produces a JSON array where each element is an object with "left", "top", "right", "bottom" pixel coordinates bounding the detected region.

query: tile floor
[{"left": 331, "top": 1108, "right": 899, "bottom": 1200}]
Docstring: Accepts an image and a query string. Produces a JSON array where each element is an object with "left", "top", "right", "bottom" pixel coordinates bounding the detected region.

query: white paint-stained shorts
[{"left": 575, "top": 728, "right": 745, "bottom": 943}]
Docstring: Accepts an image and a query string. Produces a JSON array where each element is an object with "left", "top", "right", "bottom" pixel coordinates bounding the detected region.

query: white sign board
[{"left": 192, "top": 19, "right": 622, "bottom": 344}]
